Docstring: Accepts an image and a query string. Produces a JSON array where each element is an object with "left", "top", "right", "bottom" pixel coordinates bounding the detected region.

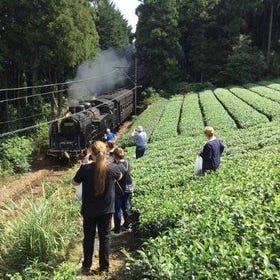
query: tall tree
[
  {"left": 135, "top": 0, "right": 184, "bottom": 90},
  {"left": 0, "top": 0, "right": 99, "bottom": 126},
  {"left": 94, "top": 0, "right": 132, "bottom": 50},
  {"left": 0, "top": 0, "right": 99, "bottom": 86}
]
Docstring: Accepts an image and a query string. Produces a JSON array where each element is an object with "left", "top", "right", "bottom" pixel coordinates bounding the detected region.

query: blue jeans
[{"left": 114, "top": 193, "right": 131, "bottom": 232}]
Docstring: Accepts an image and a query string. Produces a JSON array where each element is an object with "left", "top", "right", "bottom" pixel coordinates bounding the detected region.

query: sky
[{"left": 111, "top": 0, "right": 139, "bottom": 32}]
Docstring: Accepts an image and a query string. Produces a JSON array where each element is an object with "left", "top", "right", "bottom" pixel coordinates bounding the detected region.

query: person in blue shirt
[
  {"left": 199, "top": 126, "right": 224, "bottom": 173},
  {"left": 131, "top": 126, "right": 147, "bottom": 159},
  {"left": 104, "top": 128, "right": 115, "bottom": 142}
]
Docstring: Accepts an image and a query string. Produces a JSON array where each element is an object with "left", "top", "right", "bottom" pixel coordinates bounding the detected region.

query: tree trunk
[{"left": 267, "top": 0, "right": 274, "bottom": 65}]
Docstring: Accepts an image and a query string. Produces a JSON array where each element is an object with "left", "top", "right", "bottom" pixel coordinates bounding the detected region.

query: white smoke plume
[{"left": 68, "top": 47, "right": 133, "bottom": 103}]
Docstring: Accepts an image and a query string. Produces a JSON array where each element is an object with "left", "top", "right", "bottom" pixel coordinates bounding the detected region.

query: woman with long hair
[{"left": 72, "top": 140, "right": 123, "bottom": 275}]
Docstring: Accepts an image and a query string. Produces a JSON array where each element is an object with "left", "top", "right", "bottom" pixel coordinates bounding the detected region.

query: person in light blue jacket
[{"left": 131, "top": 126, "right": 147, "bottom": 159}]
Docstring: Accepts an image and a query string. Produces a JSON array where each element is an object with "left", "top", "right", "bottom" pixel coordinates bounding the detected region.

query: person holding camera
[
  {"left": 131, "top": 125, "right": 147, "bottom": 159},
  {"left": 72, "top": 141, "right": 124, "bottom": 275}
]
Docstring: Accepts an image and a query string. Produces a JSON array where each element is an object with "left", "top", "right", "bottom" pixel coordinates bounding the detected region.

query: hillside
[{"left": 1, "top": 80, "right": 280, "bottom": 279}]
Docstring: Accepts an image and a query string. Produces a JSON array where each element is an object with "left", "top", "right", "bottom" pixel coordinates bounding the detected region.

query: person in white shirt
[{"left": 131, "top": 126, "right": 147, "bottom": 159}]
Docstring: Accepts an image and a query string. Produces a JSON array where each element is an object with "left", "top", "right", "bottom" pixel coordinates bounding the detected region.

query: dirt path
[
  {"left": 77, "top": 230, "right": 138, "bottom": 280},
  {"left": 0, "top": 168, "right": 64, "bottom": 210},
  {"left": 0, "top": 164, "right": 137, "bottom": 280},
  {"left": 0, "top": 120, "right": 138, "bottom": 279}
]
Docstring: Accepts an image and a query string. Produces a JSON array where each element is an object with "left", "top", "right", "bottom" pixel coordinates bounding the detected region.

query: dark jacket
[
  {"left": 115, "top": 160, "right": 132, "bottom": 196},
  {"left": 200, "top": 139, "right": 224, "bottom": 172},
  {"left": 73, "top": 162, "right": 124, "bottom": 218}
]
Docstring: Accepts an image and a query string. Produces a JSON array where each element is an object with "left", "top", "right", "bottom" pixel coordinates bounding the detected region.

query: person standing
[
  {"left": 199, "top": 126, "right": 225, "bottom": 173},
  {"left": 112, "top": 147, "right": 132, "bottom": 235},
  {"left": 131, "top": 126, "right": 147, "bottom": 159},
  {"left": 106, "top": 140, "right": 116, "bottom": 163},
  {"left": 72, "top": 140, "right": 123, "bottom": 275},
  {"left": 104, "top": 128, "right": 115, "bottom": 142}
]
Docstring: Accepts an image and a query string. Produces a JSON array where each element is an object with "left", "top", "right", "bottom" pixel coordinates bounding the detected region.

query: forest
[
  {"left": 1, "top": 1, "right": 280, "bottom": 279},
  {"left": 1, "top": 0, "right": 280, "bottom": 134}
]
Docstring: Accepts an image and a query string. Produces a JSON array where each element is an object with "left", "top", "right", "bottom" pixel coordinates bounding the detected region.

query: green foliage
[
  {"left": 32, "top": 124, "right": 49, "bottom": 155},
  {"left": 229, "top": 86, "right": 280, "bottom": 120},
  {"left": 136, "top": 0, "right": 184, "bottom": 89},
  {"left": 7, "top": 261, "right": 50, "bottom": 280},
  {"left": 199, "top": 90, "right": 237, "bottom": 131},
  {"left": 142, "top": 87, "right": 161, "bottom": 107},
  {"left": 117, "top": 98, "right": 167, "bottom": 148},
  {"left": 49, "top": 0, "right": 99, "bottom": 67},
  {"left": 123, "top": 123, "right": 280, "bottom": 279},
  {"left": 188, "top": 82, "right": 214, "bottom": 92},
  {"left": 0, "top": 136, "right": 33, "bottom": 172},
  {"left": 7, "top": 261, "right": 78, "bottom": 280},
  {"left": 224, "top": 46, "right": 267, "bottom": 84},
  {"left": 180, "top": 93, "right": 204, "bottom": 136},
  {"left": 95, "top": 0, "right": 132, "bottom": 49},
  {"left": 214, "top": 88, "right": 269, "bottom": 128},
  {"left": 135, "top": 0, "right": 280, "bottom": 88},
  {"left": 0, "top": 0, "right": 99, "bottom": 86},
  {"left": 52, "top": 262, "right": 79, "bottom": 280},
  {"left": 118, "top": 86, "right": 280, "bottom": 279},
  {"left": 0, "top": 195, "right": 80, "bottom": 270}
]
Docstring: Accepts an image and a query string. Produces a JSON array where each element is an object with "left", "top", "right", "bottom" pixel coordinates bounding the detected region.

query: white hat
[{"left": 137, "top": 126, "right": 143, "bottom": 132}]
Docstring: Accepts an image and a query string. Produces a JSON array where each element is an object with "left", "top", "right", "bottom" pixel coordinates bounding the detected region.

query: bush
[
  {"left": 0, "top": 136, "right": 33, "bottom": 173},
  {"left": 142, "top": 87, "right": 161, "bottom": 106},
  {"left": 188, "top": 82, "right": 214, "bottom": 92},
  {"left": 32, "top": 124, "right": 49, "bottom": 155},
  {"left": 7, "top": 260, "right": 78, "bottom": 280},
  {"left": 224, "top": 46, "right": 267, "bottom": 84},
  {"left": 0, "top": 196, "right": 80, "bottom": 270}
]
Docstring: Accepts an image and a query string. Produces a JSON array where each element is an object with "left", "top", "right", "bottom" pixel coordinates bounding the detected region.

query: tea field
[
  {"left": 120, "top": 80, "right": 280, "bottom": 279},
  {"left": 1, "top": 80, "right": 280, "bottom": 279}
]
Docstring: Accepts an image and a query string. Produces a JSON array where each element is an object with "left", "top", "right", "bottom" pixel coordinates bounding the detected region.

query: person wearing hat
[
  {"left": 131, "top": 126, "right": 147, "bottom": 159},
  {"left": 199, "top": 126, "right": 224, "bottom": 173}
]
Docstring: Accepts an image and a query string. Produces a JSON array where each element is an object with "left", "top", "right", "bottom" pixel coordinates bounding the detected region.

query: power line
[
  {"left": 0, "top": 69, "right": 118, "bottom": 93},
  {"left": 0, "top": 114, "right": 44, "bottom": 125},
  {"left": 0, "top": 88, "right": 67, "bottom": 104},
  {"left": 0, "top": 87, "right": 136, "bottom": 138}
]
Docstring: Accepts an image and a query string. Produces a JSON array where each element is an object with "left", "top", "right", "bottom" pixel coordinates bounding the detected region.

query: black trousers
[
  {"left": 82, "top": 213, "right": 112, "bottom": 271},
  {"left": 136, "top": 146, "right": 146, "bottom": 159}
]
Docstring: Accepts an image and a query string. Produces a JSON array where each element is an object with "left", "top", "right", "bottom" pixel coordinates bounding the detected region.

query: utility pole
[
  {"left": 113, "top": 63, "right": 138, "bottom": 115},
  {"left": 134, "top": 56, "right": 137, "bottom": 115}
]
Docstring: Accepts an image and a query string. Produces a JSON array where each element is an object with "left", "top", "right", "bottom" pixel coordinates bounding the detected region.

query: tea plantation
[
  {"left": 120, "top": 80, "right": 280, "bottom": 279},
  {"left": 1, "top": 80, "right": 279, "bottom": 279}
]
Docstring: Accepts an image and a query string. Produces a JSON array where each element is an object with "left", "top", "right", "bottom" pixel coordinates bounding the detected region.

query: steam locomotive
[{"left": 48, "top": 88, "right": 134, "bottom": 159}]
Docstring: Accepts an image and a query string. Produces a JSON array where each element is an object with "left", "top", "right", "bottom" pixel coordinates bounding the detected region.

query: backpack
[{"left": 123, "top": 160, "right": 134, "bottom": 194}]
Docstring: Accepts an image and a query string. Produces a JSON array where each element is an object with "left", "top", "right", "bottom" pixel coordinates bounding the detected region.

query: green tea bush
[
  {"left": 0, "top": 136, "right": 33, "bottom": 172},
  {"left": 125, "top": 149, "right": 280, "bottom": 279},
  {"left": 142, "top": 87, "right": 161, "bottom": 107}
]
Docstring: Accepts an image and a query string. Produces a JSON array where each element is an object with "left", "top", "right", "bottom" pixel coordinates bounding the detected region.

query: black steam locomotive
[{"left": 48, "top": 88, "right": 134, "bottom": 159}]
